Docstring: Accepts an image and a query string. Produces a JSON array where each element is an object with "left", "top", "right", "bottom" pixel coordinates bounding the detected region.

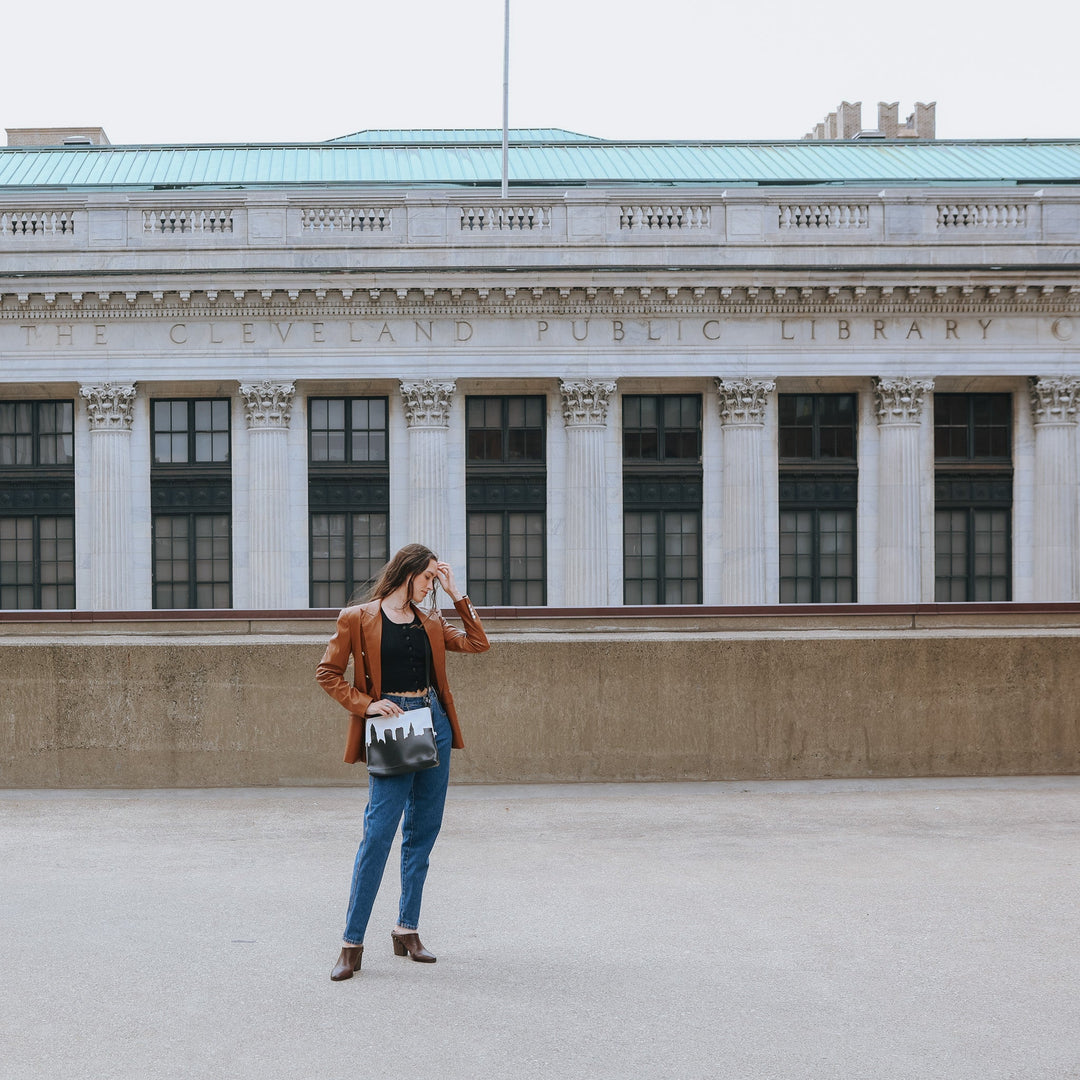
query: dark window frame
[
  {"left": 151, "top": 511, "right": 233, "bottom": 609},
  {"left": 307, "top": 396, "right": 391, "bottom": 608},
  {"left": 622, "top": 506, "right": 702, "bottom": 605},
  {"left": 621, "top": 393, "right": 703, "bottom": 465},
  {"left": 0, "top": 399, "right": 75, "bottom": 471},
  {"left": 778, "top": 473, "right": 858, "bottom": 604},
  {"left": 308, "top": 396, "right": 389, "bottom": 469},
  {"left": 933, "top": 392, "right": 1012, "bottom": 464},
  {"left": 150, "top": 398, "right": 232, "bottom": 610},
  {"left": 0, "top": 512, "right": 76, "bottom": 610},
  {"left": 934, "top": 472, "right": 1013, "bottom": 601},
  {"left": 466, "top": 395, "right": 546, "bottom": 466},
  {"left": 778, "top": 393, "right": 858, "bottom": 465},
  {"left": 150, "top": 397, "right": 232, "bottom": 469},
  {"left": 465, "top": 396, "right": 547, "bottom": 605},
  {"left": 621, "top": 393, "right": 704, "bottom": 606},
  {"left": 933, "top": 393, "right": 1014, "bottom": 601}
]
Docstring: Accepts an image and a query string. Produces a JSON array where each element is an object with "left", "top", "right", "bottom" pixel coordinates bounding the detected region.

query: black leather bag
[{"left": 365, "top": 706, "right": 440, "bottom": 777}]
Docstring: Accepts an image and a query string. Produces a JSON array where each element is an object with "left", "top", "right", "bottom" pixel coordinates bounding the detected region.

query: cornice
[{"left": 1, "top": 282, "right": 1079, "bottom": 319}]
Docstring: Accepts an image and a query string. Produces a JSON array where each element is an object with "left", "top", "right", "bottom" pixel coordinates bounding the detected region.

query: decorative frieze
[
  {"left": 80, "top": 383, "right": 136, "bottom": 430},
  {"left": 1029, "top": 376, "right": 1080, "bottom": 424},
  {"left": 401, "top": 380, "right": 455, "bottom": 427},
  {"left": 240, "top": 381, "right": 295, "bottom": 429},
  {"left": 874, "top": 377, "right": 934, "bottom": 424},
  {"left": 937, "top": 203, "right": 1028, "bottom": 229},
  {"left": 716, "top": 377, "right": 775, "bottom": 425},
  {"left": 143, "top": 208, "right": 234, "bottom": 234},
  {"left": 2, "top": 210, "right": 75, "bottom": 236},
  {"left": 300, "top": 207, "right": 392, "bottom": 232},
  {"left": 560, "top": 379, "right": 617, "bottom": 427},
  {"left": 459, "top": 206, "right": 551, "bottom": 230},
  {"left": 619, "top": 205, "right": 710, "bottom": 229},
  {"left": 778, "top": 204, "right": 868, "bottom": 230}
]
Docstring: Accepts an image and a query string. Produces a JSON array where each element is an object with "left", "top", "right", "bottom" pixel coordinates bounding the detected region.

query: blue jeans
[{"left": 342, "top": 693, "right": 453, "bottom": 945}]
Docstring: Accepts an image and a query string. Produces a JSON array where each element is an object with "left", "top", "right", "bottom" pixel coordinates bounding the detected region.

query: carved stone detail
[
  {"left": 240, "top": 381, "right": 295, "bottom": 429},
  {"left": 80, "top": 383, "right": 136, "bottom": 430},
  {"left": 874, "top": 377, "right": 934, "bottom": 424},
  {"left": 401, "top": 380, "right": 455, "bottom": 427},
  {"left": 715, "top": 377, "right": 776, "bottom": 425},
  {"left": 1029, "top": 376, "right": 1080, "bottom": 424},
  {"left": 560, "top": 379, "right": 617, "bottom": 427}
]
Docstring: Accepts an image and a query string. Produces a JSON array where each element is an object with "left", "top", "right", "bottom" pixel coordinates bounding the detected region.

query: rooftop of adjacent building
[{"left": 2, "top": 104, "right": 1079, "bottom": 189}]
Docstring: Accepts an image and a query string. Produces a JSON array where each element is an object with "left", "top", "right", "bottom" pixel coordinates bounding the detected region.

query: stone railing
[
  {"left": 142, "top": 208, "right": 235, "bottom": 234},
  {"left": 937, "top": 203, "right": 1029, "bottom": 228},
  {"left": 459, "top": 205, "right": 551, "bottom": 230},
  {"left": 778, "top": 203, "right": 869, "bottom": 229},
  {"left": 619, "top": 204, "right": 710, "bottom": 229},
  {"left": 0, "top": 190, "right": 1067, "bottom": 267},
  {"left": 1, "top": 209, "right": 77, "bottom": 236},
  {"left": 300, "top": 207, "right": 392, "bottom": 232}
]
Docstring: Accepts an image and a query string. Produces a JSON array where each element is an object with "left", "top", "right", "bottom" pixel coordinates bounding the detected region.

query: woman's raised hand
[{"left": 434, "top": 562, "right": 462, "bottom": 601}]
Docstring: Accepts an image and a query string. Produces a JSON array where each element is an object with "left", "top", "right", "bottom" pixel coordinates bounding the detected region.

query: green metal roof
[
  {"left": 1, "top": 135, "right": 1079, "bottom": 190},
  {"left": 329, "top": 128, "right": 601, "bottom": 143}
]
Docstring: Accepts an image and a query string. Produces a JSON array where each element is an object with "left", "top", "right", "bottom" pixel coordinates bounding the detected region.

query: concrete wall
[{"left": 1, "top": 608, "right": 1078, "bottom": 787}]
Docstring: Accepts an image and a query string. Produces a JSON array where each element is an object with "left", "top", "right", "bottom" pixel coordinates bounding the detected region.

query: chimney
[
  {"left": 836, "top": 101, "right": 863, "bottom": 139},
  {"left": 804, "top": 101, "right": 937, "bottom": 140},
  {"left": 877, "top": 102, "right": 899, "bottom": 139}
]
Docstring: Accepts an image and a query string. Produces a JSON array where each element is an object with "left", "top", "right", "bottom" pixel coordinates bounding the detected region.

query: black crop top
[{"left": 380, "top": 609, "right": 432, "bottom": 692}]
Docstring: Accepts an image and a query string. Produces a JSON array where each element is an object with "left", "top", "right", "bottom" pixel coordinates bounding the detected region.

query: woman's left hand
[{"left": 435, "top": 562, "right": 462, "bottom": 601}]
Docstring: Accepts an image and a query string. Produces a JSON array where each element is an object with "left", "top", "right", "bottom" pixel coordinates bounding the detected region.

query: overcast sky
[{"left": 3, "top": 0, "right": 1077, "bottom": 145}]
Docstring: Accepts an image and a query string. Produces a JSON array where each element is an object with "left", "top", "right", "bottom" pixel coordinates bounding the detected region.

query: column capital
[
  {"left": 715, "top": 377, "right": 775, "bottom": 425},
  {"left": 873, "top": 377, "right": 934, "bottom": 425},
  {"left": 1030, "top": 376, "right": 1080, "bottom": 425},
  {"left": 560, "top": 379, "right": 617, "bottom": 427},
  {"left": 80, "top": 383, "right": 137, "bottom": 431},
  {"left": 401, "top": 379, "right": 456, "bottom": 428},
  {"left": 239, "top": 381, "right": 295, "bottom": 429}
]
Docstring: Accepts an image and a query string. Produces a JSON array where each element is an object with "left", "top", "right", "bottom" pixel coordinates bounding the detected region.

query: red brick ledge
[{"left": 3, "top": 602, "right": 1080, "bottom": 624}]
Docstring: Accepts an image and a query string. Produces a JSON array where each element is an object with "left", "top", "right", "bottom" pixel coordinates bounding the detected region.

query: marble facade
[{"left": 2, "top": 180, "right": 1079, "bottom": 608}]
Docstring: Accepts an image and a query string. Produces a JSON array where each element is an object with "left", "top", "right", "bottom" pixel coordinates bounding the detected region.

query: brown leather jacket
[{"left": 316, "top": 596, "right": 489, "bottom": 764}]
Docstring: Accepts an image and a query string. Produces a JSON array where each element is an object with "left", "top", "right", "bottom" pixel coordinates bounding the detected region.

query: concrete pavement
[{"left": 2, "top": 777, "right": 1079, "bottom": 1080}]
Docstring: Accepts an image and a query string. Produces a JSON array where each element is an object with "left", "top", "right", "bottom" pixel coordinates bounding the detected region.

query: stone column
[
  {"left": 560, "top": 379, "right": 617, "bottom": 606},
  {"left": 716, "top": 377, "right": 775, "bottom": 603},
  {"left": 239, "top": 380, "right": 295, "bottom": 609},
  {"left": 79, "top": 383, "right": 137, "bottom": 609},
  {"left": 401, "top": 380, "right": 455, "bottom": 555},
  {"left": 1030, "top": 377, "right": 1080, "bottom": 601},
  {"left": 874, "top": 377, "right": 934, "bottom": 603}
]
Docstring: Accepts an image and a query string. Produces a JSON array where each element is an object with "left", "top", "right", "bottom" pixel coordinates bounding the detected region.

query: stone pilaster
[
  {"left": 874, "top": 376, "right": 934, "bottom": 602},
  {"left": 401, "top": 380, "right": 455, "bottom": 556},
  {"left": 79, "top": 383, "right": 137, "bottom": 609},
  {"left": 1030, "top": 376, "right": 1080, "bottom": 601},
  {"left": 560, "top": 379, "right": 616, "bottom": 605},
  {"left": 716, "top": 377, "right": 775, "bottom": 603},
  {"left": 239, "top": 380, "right": 295, "bottom": 608}
]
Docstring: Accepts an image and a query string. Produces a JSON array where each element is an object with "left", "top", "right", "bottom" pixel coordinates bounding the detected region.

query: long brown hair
[{"left": 361, "top": 543, "right": 438, "bottom": 608}]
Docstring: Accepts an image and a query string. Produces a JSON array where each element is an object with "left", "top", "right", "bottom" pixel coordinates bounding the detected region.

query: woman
[{"left": 316, "top": 544, "right": 489, "bottom": 982}]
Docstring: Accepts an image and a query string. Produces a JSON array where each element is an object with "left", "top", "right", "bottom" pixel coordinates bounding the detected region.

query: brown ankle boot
[
  {"left": 330, "top": 944, "right": 364, "bottom": 981},
  {"left": 391, "top": 931, "right": 436, "bottom": 963}
]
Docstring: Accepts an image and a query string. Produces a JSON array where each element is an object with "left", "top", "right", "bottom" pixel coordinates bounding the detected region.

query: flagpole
[{"left": 501, "top": 0, "right": 510, "bottom": 199}]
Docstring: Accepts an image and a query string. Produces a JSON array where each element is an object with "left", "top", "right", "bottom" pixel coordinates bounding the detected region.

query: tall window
[
  {"left": 778, "top": 394, "right": 857, "bottom": 603},
  {"left": 0, "top": 401, "right": 75, "bottom": 609},
  {"left": 934, "top": 393, "right": 1012, "bottom": 601},
  {"left": 151, "top": 399, "right": 232, "bottom": 608},
  {"left": 622, "top": 395, "right": 702, "bottom": 604},
  {"left": 466, "top": 396, "right": 546, "bottom": 605},
  {"left": 308, "top": 397, "right": 390, "bottom": 607}
]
